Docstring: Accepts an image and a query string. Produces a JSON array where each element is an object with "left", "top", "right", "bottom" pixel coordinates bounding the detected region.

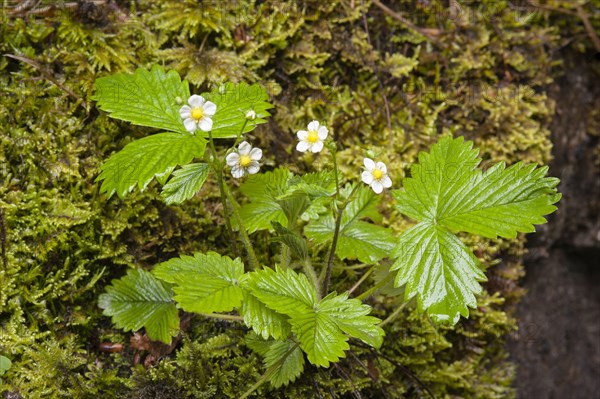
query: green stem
[
  {"left": 347, "top": 266, "right": 375, "bottom": 296},
  {"left": 303, "top": 258, "right": 321, "bottom": 300},
  {"left": 240, "top": 342, "right": 300, "bottom": 399},
  {"left": 322, "top": 205, "right": 344, "bottom": 295},
  {"left": 199, "top": 313, "right": 244, "bottom": 322},
  {"left": 355, "top": 271, "right": 394, "bottom": 301},
  {"left": 223, "top": 183, "right": 260, "bottom": 270},
  {"left": 207, "top": 132, "right": 239, "bottom": 257},
  {"left": 378, "top": 301, "right": 408, "bottom": 328}
]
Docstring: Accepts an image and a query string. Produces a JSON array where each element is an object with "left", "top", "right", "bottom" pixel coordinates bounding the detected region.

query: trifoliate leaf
[
  {"left": 98, "top": 269, "right": 179, "bottom": 344},
  {"left": 92, "top": 64, "right": 190, "bottom": 133},
  {"left": 241, "top": 292, "right": 292, "bottom": 340},
  {"left": 202, "top": 82, "right": 273, "bottom": 138},
  {"left": 161, "top": 163, "right": 210, "bottom": 204},
  {"left": 291, "top": 291, "right": 384, "bottom": 367},
  {"left": 97, "top": 133, "right": 207, "bottom": 199},
  {"left": 391, "top": 136, "right": 560, "bottom": 324},
  {"left": 153, "top": 252, "right": 245, "bottom": 314},
  {"left": 246, "top": 267, "right": 383, "bottom": 367},
  {"left": 244, "top": 266, "right": 317, "bottom": 315},
  {"left": 305, "top": 186, "right": 395, "bottom": 264}
]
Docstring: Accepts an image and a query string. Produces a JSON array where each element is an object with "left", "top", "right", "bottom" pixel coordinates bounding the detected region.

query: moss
[{"left": 0, "top": 0, "right": 596, "bottom": 397}]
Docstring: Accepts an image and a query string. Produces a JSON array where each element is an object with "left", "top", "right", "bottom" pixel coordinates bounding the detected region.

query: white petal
[
  {"left": 249, "top": 148, "right": 262, "bottom": 161},
  {"left": 361, "top": 171, "right": 374, "bottom": 184},
  {"left": 310, "top": 141, "right": 324, "bottom": 153},
  {"left": 364, "top": 158, "right": 375, "bottom": 171},
  {"left": 247, "top": 162, "right": 260, "bottom": 175},
  {"left": 382, "top": 175, "right": 392, "bottom": 188},
  {"left": 307, "top": 120, "right": 320, "bottom": 131},
  {"left": 376, "top": 162, "right": 387, "bottom": 173},
  {"left": 183, "top": 118, "right": 197, "bottom": 132},
  {"left": 188, "top": 94, "right": 204, "bottom": 107},
  {"left": 231, "top": 165, "right": 245, "bottom": 178},
  {"left": 179, "top": 105, "right": 191, "bottom": 119},
  {"left": 203, "top": 101, "right": 217, "bottom": 116},
  {"left": 226, "top": 152, "right": 240, "bottom": 167},
  {"left": 296, "top": 141, "right": 310, "bottom": 152},
  {"left": 297, "top": 130, "right": 308, "bottom": 140},
  {"left": 317, "top": 126, "right": 328, "bottom": 140},
  {"left": 198, "top": 117, "right": 213, "bottom": 132},
  {"left": 371, "top": 180, "right": 383, "bottom": 194},
  {"left": 238, "top": 141, "right": 251, "bottom": 155}
]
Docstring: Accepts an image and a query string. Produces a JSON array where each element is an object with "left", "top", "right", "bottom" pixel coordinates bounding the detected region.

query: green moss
[{"left": 0, "top": 0, "right": 595, "bottom": 397}]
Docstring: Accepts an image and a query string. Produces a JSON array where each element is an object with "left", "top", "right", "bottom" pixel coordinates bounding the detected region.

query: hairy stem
[
  {"left": 347, "top": 266, "right": 375, "bottom": 296},
  {"left": 355, "top": 271, "right": 394, "bottom": 301},
  {"left": 207, "top": 132, "right": 239, "bottom": 257},
  {"left": 222, "top": 183, "right": 260, "bottom": 270},
  {"left": 303, "top": 258, "right": 321, "bottom": 300},
  {"left": 322, "top": 205, "right": 344, "bottom": 295}
]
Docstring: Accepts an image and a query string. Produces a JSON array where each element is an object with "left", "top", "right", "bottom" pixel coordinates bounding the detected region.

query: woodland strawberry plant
[{"left": 93, "top": 65, "right": 560, "bottom": 395}]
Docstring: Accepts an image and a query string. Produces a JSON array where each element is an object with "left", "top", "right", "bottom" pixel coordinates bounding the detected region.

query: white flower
[
  {"left": 226, "top": 141, "right": 262, "bottom": 178},
  {"left": 296, "top": 120, "right": 328, "bottom": 153},
  {"left": 179, "top": 95, "right": 217, "bottom": 133},
  {"left": 246, "top": 110, "right": 257, "bottom": 120},
  {"left": 361, "top": 158, "right": 392, "bottom": 194}
]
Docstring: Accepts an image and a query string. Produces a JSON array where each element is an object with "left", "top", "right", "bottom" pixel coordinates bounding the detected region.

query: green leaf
[
  {"left": 245, "top": 334, "right": 305, "bottom": 388},
  {"left": 92, "top": 64, "right": 190, "bottom": 133},
  {"left": 97, "top": 133, "right": 207, "bottom": 199},
  {"left": 0, "top": 355, "right": 11, "bottom": 376},
  {"left": 244, "top": 266, "right": 317, "bottom": 316},
  {"left": 239, "top": 168, "right": 292, "bottom": 233},
  {"left": 263, "top": 339, "right": 305, "bottom": 388},
  {"left": 241, "top": 292, "right": 292, "bottom": 340},
  {"left": 271, "top": 222, "right": 309, "bottom": 261},
  {"left": 391, "top": 136, "right": 560, "bottom": 323},
  {"left": 202, "top": 82, "right": 273, "bottom": 138},
  {"left": 305, "top": 186, "right": 395, "bottom": 264},
  {"left": 291, "top": 291, "right": 384, "bottom": 367},
  {"left": 153, "top": 252, "right": 245, "bottom": 314},
  {"left": 161, "top": 163, "right": 210, "bottom": 204},
  {"left": 98, "top": 269, "right": 179, "bottom": 344}
]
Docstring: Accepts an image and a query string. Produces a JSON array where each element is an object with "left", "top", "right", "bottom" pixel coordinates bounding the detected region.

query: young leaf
[
  {"left": 239, "top": 168, "right": 292, "bottom": 233},
  {"left": 97, "top": 133, "right": 207, "bottom": 199},
  {"left": 202, "top": 82, "right": 273, "bottom": 138},
  {"left": 0, "top": 355, "right": 11, "bottom": 376},
  {"left": 305, "top": 186, "right": 395, "bottom": 264},
  {"left": 161, "top": 163, "right": 210, "bottom": 204},
  {"left": 153, "top": 252, "right": 245, "bottom": 314},
  {"left": 391, "top": 136, "right": 560, "bottom": 323},
  {"left": 271, "top": 222, "right": 309, "bottom": 261},
  {"left": 245, "top": 334, "right": 305, "bottom": 388},
  {"left": 241, "top": 292, "right": 292, "bottom": 340},
  {"left": 92, "top": 64, "right": 190, "bottom": 133},
  {"left": 98, "top": 269, "right": 179, "bottom": 344}
]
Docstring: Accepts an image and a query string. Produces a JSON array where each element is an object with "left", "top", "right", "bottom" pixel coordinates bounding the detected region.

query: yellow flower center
[
  {"left": 307, "top": 130, "right": 319, "bottom": 143},
  {"left": 372, "top": 169, "right": 384, "bottom": 180},
  {"left": 239, "top": 155, "right": 252, "bottom": 167},
  {"left": 191, "top": 107, "right": 204, "bottom": 120}
]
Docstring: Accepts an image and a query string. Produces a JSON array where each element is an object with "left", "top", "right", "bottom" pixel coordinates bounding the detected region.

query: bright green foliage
[
  {"left": 202, "top": 82, "right": 273, "bottom": 138},
  {"left": 391, "top": 136, "right": 560, "bottom": 323},
  {"left": 241, "top": 292, "right": 292, "bottom": 340},
  {"left": 246, "top": 335, "right": 305, "bottom": 388},
  {"left": 92, "top": 65, "right": 190, "bottom": 133},
  {"left": 153, "top": 252, "right": 245, "bottom": 314},
  {"left": 161, "top": 163, "right": 210, "bottom": 204},
  {"left": 98, "top": 269, "right": 179, "bottom": 344},
  {"left": 0, "top": 354, "right": 11, "bottom": 383},
  {"left": 245, "top": 267, "right": 384, "bottom": 367},
  {"left": 305, "top": 185, "right": 395, "bottom": 264},
  {"left": 96, "top": 133, "right": 207, "bottom": 198},
  {"left": 239, "top": 169, "right": 335, "bottom": 233}
]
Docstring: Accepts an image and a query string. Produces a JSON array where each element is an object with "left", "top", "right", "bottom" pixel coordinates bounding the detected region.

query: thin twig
[
  {"left": 370, "top": 0, "right": 441, "bottom": 44},
  {"left": 576, "top": 5, "right": 600, "bottom": 53},
  {"left": 0, "top": 206, "right": 7, "bottom": 268},
  {"left": 5, "top": 54, "right": 88, "bottom": 109}
]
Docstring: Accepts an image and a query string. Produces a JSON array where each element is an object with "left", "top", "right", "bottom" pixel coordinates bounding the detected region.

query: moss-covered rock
[{"left": 0, "top": 0, "right": 597, "bottom": 397}]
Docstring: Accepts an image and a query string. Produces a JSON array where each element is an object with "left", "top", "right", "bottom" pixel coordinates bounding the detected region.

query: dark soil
[{"left": 508, "top": 51, "right": 600, "bottom": 399}]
